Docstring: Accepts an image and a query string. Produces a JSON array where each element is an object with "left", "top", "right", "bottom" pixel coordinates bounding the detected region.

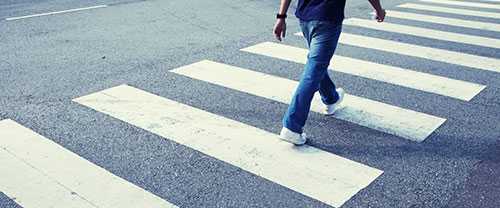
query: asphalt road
[{"left": 1, "top": 0, "right": 499, "bottom": 207}]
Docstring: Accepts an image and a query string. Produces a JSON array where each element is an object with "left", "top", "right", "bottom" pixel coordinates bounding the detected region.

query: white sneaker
[
  {"left": 279, "top": 127, "right": 307, "bottom": 145},
  {"left": 324, "top": 88, "right": 345, "bottom": 116}
]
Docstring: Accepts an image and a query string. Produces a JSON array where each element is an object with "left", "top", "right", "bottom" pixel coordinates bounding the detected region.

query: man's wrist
[{"left": 276, "top": 13, "right": 287, "bottom": 19}]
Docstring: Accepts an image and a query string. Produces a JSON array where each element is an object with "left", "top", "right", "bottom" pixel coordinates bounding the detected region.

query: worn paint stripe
[
  {"left": 386, "top": 10, "right": 500, "bottom": 32},
  {"left": 397, "top": 3, "right": 500, "bottom": 19},
  {"left": 73, "top": 84, "right": 384, "bottom": 208},
  {"left": 0, "top": 119, "right": 178, "bottom": 208},
  {"left": 294, "top": 32, "right": 500, "bottom": 73},
  {"left": 343, "top": 18, "right": 500, "bottom": 49},
  {"left": 420, "top": 0, "right": 500, "bottom": 9},
  {"left": 241, "top": 42, "right": 485, "bottom": 101},
  {"left": 171, "top": 60, "right": 446, "bottom": 142}
]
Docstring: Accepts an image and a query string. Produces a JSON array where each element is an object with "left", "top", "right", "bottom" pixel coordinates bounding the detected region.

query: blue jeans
[{"left": 282, "top": 20, "right": 342, "bottom": 134}]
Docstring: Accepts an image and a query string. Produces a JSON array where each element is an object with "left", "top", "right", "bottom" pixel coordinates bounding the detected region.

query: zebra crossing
[{"left": 2, "top": 0, "right": 499, "bottom": 207}]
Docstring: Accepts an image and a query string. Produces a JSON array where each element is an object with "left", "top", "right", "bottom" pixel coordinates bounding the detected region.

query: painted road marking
[
  {"left": 476, "top": 0, "right": 500, "bottom": 3},
  {"left": 386, "top": 10, "right": 500, "bottom": 32},
  {"left": 397, "top": 3, "right": 500, "bottom": 19},
  {"left": 343, "top": 18, "right": 500, "bottom": 49},
  {"left": 171, "top": 60, "right": 446, "bottom": 142},
  {"left": 5, "top": 5, "right": 107, "bottom": 21},
  {"left": 74, "top": 84, "right": 384, "bottom": 208},
  {"left": 0, "top": 119, "right": 178, "bottom": 208},
  {"left": 420, "top": 0, "right": 500, "bottom": 9},
  {"left": 293, "top": 32, "right": 500, "bottom": 73},
  {"left": 241, "top": 42, "right": 485, "bottom": 101}
]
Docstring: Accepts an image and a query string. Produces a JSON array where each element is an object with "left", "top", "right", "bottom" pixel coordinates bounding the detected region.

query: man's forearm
[
  {"left": 368, "top": 0, "right": 383, "bottom": 12},
  {"left": 278, "top": 0, "right": 292, "bottom": 15}
]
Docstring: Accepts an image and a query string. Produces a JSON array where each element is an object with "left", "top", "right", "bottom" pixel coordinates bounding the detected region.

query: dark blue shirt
[{"left": 295, "top": 0, "right": 347, "bottom": 24}]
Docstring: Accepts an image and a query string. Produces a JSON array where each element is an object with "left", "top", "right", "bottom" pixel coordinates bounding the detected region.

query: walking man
[{"left": 273, "top": 0, "right": 385, "bottom": 145}]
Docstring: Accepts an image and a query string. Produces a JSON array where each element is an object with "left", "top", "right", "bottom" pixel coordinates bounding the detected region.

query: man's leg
[
  {"left": 282, "top": 21, "right": 343, "bottom": 134},
  {"left": 318, "top": 23, "right": 342, "bottom": 105},
  {"left": 319, "top": 73, "right": 339, "bottom": 105}
]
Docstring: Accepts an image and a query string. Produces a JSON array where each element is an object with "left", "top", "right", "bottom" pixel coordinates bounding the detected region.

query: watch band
[{"left": 276, "top": 13, "right": 287, "bottom": 19}]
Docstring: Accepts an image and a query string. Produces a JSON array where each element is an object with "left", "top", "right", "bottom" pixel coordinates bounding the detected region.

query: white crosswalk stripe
[
  {"left": 73, "top": 84, "right": 384, "bottom": 208},
  {"left": 343, "top": 18, "right": 500, "bottom": 49},
  {"left": 171, "top": 60, "right": 446, "bottom": 142},
  {"left": 294, "top": 32, "right": 499, "bottom": 73},
  {"left": 480, "top": 0, "right": 500, "bottom": 3},
  {"left": 385, "top": 10, "right": 500, "bottom": 32},
  {"left": 479, "top": 0, "right": 500, "bottom": 3},
  {"left": 397, "top": 3, "right": 500, "bottom": 19},
  {"left": 241, "top": 42, "right": 486, "bottom": 101},
  {"left": 441, "top": 0, "right": 500, "bottom": 2},
  {"left": 420, "top": 0, "right": 500, "bottom": 9},
  {"left": 0, "top": 119, "right": 178, "bottom": 208}
]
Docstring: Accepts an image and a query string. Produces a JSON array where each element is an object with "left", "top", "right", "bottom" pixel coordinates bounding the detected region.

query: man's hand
[
  {"left": 374, "top": 9, "right": 386, "bottom": 22},
  {"left": 273, "top": 19, "right": 287, "bottom": 42}
]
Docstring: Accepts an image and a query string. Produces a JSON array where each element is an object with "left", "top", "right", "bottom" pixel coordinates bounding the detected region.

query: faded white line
[
  {"left": 386, "top": 10, "right": 500, "bottom": 32},
  {"left": 5, "top": 5, "right": 107, "bottom": 21},
  {"left": 0, "top": 119, "right": 178, "bottom": 208},
  {"left": 344, "top": 18, "right": 500, "bottom": 49},
  {"left": 397, "top": 3, "right": 500, "bottom": 19},
  {"left": 241, "top": 42, "right": 485, "bottom": 101},
  {"left": 171, "top": 60, "right": 446, "bottom": 142},
  {"left": 420, "top": 0, "right": 500, "bottom": 9},
  {"left": 74, "top": 84, "right": 383, "bottom": 208},
  {"left": 474, "top": 0, "right": 500, "bottom": 3},
  {"left": 294, "top": 32, "right": 500, "bottom": 73},
  {"left": 442, "top": 0, "right": 500, "bottom": 2}
]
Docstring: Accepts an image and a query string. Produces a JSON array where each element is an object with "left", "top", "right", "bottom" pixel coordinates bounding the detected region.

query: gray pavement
[
  {"left": 0, "top": 0, "right": 499, "bottom": 207},
  {"left": 446, "top": 140, "right": 500, "bottom": 208}
]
